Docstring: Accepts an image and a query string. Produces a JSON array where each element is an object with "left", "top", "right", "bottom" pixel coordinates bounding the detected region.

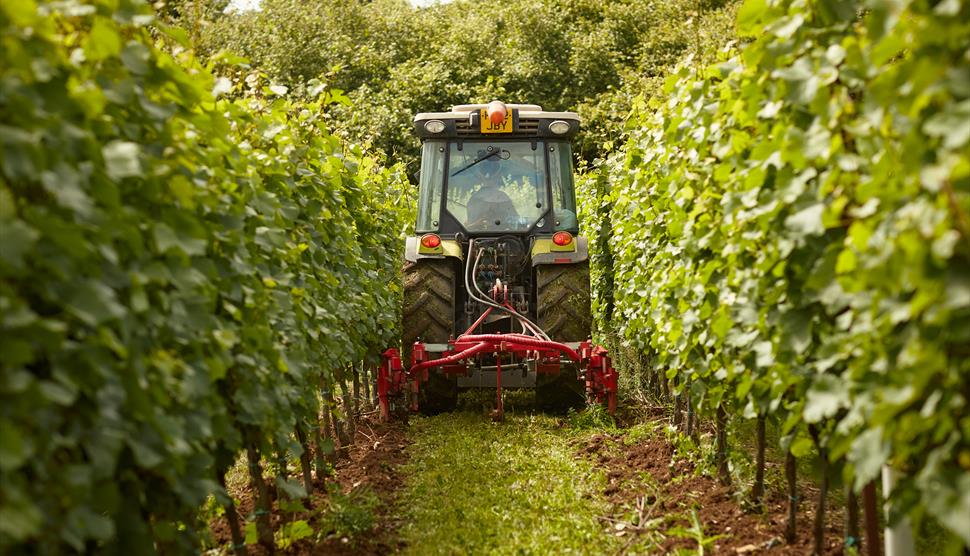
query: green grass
[
  {"left": 399, "top": 410, "right": 617, "bottom": 555},
  {"left": 567, "top": 404, "right": 619, "bottom": 430}
]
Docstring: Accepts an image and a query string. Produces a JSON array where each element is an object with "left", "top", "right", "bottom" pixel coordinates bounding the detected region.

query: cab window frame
[
  {"left": 549, "top": 141, "right": 578, "bottom": 232},
  {"left": 415, "top": 140, "right": 446, "bottom": 233},
  {"left": 442, "top": 139, "right": 551, "bottom": 234}
]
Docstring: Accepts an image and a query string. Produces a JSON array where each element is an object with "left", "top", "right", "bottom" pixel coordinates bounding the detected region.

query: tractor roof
[{"left": 413, "top": 102, "right": 580, "bottom": 140}]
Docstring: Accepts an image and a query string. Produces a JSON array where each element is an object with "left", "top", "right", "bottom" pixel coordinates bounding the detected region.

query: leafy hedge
[
  {"left": 0, "top": 0, "right": 408, "bottom": 551},
  {"left": 584, "top": 0, "right": 969, "bottom": 544}
]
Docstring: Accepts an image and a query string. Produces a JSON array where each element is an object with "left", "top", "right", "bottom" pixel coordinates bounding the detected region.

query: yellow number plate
[{"left": 480, "top": 108, "right": 513, "bottom": 133}]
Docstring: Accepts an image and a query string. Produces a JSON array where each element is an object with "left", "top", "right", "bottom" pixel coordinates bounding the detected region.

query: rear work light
[
  {"left": 552, "top": 231, "right": 573, "bottom": 246},
  {"left": 420, "top": 233, "right": 442, "bottom": 248},
  {"left": 549, "top": 120, "right": 570, "bottom": 134},
  {"left": 424, "top": 120, "right": 445, "bottom": 133}
]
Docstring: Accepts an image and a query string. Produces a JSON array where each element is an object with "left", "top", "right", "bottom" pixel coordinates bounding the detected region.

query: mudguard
[
  {"left": 404, "top": 236, "right": 463, "bottom": 263},
  {"left": 530, "top": 236, "right": 589, "bottom": 266}
]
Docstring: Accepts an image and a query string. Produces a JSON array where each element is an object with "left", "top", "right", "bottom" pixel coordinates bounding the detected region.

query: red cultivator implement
[
  {"left": 378, "top": 281, "right": 617, "bottom": 421},
  {"left": 378, "top": 338, "right": 616, "bottom": 421}
]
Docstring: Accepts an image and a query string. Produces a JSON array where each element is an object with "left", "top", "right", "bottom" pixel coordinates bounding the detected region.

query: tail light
[
  {"left": 552, "top": 231, "right": 573, "bottom": 246},
  {"left": 420, "top": 234, "right": 442, "bottom": 248}
]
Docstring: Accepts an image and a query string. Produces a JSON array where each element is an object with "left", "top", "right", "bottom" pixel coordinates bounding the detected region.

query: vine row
[
  {"left": 0, "top": 0, "right": 409, "bottom": 552},
  {"left": 582, "top": 0, "right": 969, "bottom": 549}
]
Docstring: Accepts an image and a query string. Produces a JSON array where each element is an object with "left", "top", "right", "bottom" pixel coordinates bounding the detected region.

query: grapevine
[
  {"left": 0, "top": 0, "right": 409, "bottom": 551},
  {"left": 583, "top": 0, "right": 970, "bottom": 546}
]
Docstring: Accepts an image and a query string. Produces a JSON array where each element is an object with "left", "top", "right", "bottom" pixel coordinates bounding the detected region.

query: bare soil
[
  {"left": 209, "top": 413, "right": 410, "bottom": 555},
  {"left": 575, "top": 425, "right": 846, "bottom": 554}
]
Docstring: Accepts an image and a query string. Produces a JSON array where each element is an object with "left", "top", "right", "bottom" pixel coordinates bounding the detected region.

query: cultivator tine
[
  {"left": 494, "top": 351, "right": 504, "bottom": 422},
  {"left": 584, "top": 346, "right": 617, "bottom": 414},
  {"left": 378, "top": 348, "right": 405, "bottom": 422}
]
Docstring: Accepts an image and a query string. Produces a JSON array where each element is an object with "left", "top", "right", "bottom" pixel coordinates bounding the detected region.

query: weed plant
[
  {"left": 566, "top": 405, "right": 618, "bottom": 431},
  {"left": 318, "top": 484, "right": 379, "bottom": 540}
]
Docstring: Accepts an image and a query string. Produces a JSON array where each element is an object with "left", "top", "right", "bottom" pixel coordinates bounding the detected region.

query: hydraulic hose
[
  {"left": 465, "top": 241, "right": 551, "bottom": 341},
  {"left": 503, "top": 302, "right": 544, "bottom": 337},
  {"left": 456, "top": 333, "right": 580, "bottom": 362},
  {"left": 409, "top": 341, "right": 493, "bottom": 374}
]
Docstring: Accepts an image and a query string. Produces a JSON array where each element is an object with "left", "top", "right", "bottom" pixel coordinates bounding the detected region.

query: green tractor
[{"left": 378, "top": 101, "right": 615, "bottom": 420}]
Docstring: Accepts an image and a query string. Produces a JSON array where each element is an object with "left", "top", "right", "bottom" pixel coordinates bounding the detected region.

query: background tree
[{"left": 180, "top": 0, "right": 739, "bottom": 171}]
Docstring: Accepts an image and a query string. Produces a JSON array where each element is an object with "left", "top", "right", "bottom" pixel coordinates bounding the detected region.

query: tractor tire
[
  {"left": 536, "top": 262, "right": 591, "bottom": 412},
  {"left": 402, "top": 259, "right": 458, "bottom": 414},
  {"left": 536, "top": 262, "right": 592, "bottom": 342}
]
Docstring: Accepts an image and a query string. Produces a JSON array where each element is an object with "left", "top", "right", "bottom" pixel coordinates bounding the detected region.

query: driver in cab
[{"left": 465, "top": 152, "right": 518, "bottom": 230}]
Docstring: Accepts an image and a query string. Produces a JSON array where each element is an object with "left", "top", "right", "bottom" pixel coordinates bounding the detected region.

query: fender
[
  {"left": 531, "top": 236, "right": 589, "bottom": 266},
  {"left": 404, "top": 236, "right": 463, "bottom": 263}
]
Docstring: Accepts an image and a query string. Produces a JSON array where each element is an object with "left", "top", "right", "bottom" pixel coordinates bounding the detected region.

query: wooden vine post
[
  {"left": 324, "top": 386, "right": 350, "bottom": 457},
  {"left": 786, "top": 450, "right": 798, "bottom": 544},
  {"left": 673, "top": 380, "right": 684, "bottom": 428},
  {"left": 218, "top": 470, "right": 247, "bottom": 556},
  {"left": 338, "top": 372, "right": 357, "bottom": 439},
  {"left": 809, "top": 425, "right": 828, "bottom": 555},
  {"left": 313, "top": 420, "right": 332, "bottom": 482},
  {"left": 751, "top": 414, "right": 766, "bottom": 509},
  {"left": 715, "top": 403, "right": 731, "bottom": 486},
  {"left": 362, "top": 366, "right": 373, "bottom": 410},
  {"left": 862, "top": 481, "right": 882, "bottom": 556},
  {"left": 295, "top": 423, "right": 314, "bottom": 496},
  {"left": 246, "top": 439, "right": 275, "bottom": 552},
  {"left": 274, "top": 442, "right": 288, "bottom": 499},
  {"left": 320, "top": 384, "right": 338, "bottom": 468},
  {"left": 846, "top": 483, "right": 860, "bottom": 552},
  {"left": 353, "top": 365, "right": 362, "bottom": 415}
]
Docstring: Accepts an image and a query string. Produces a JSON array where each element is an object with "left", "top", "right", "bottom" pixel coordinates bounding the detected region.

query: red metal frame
[
  {"left": 378, "top": 280, "right": 617, "bottom": 421},
  {"left": 378, "top": 335, "right": 617, "bottom": 421}
]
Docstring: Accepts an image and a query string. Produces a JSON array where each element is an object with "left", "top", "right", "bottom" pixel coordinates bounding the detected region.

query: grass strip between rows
[{"left": 398, "top": 410, "right": 615, "bottom": 555}]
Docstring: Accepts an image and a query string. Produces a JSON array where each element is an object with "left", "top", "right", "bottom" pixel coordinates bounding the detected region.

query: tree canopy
[{"left": 186, "top": 0, "right": 738, "bottom": 169}]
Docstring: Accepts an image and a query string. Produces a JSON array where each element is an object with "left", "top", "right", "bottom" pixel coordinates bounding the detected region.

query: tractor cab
[
  {"left": 378, "top": 102, "right": 615, "bottom": 421},
  {"left": 412, "top": 102, "right": 580, "bottom": 237}
]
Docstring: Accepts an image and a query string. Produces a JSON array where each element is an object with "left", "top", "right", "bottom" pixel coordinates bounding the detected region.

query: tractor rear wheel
[
  {"left": 536, "top": 262, "right": 591, "bottom": 411},
  {"left": 403, "top": 259, "right": 458, "bottom": 413},
  {"left": 536, "top": 262, "right": 592, "bottom": 342}
]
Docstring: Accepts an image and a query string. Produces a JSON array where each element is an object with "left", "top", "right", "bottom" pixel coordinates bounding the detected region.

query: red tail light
[
  {"left": 552, "top": 231, "right": 573, "bottom": 246},
  {"left": 420, "top": 234, "right": 442, "bottom": 248}
]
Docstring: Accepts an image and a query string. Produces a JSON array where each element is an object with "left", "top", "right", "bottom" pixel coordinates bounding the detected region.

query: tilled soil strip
[
  {"left": 577, "top": 429, "right": 845, "bottom": 554},
  {"left": 210, "top": 415, "right": 410, "bottom": 555}
]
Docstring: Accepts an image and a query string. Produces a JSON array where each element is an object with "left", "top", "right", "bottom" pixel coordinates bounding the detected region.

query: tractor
[{"left": 377, "top": 101, "right": 616, "bottom": 420}]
